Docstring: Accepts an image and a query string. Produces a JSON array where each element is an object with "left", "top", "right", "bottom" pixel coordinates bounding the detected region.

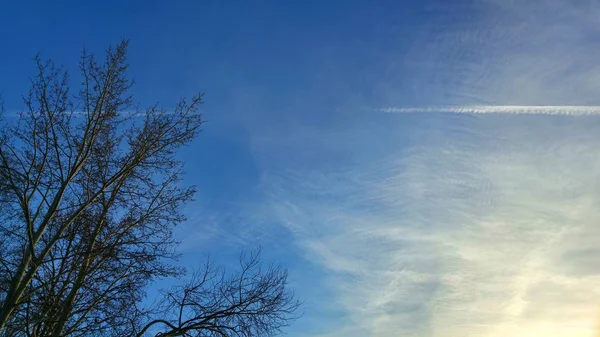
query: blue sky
[{"left": 3, "top": 1, "right": 600, "bottom": 336}]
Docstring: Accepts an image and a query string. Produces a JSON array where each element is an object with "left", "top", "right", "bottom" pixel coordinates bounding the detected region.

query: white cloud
[{"left": 256, "top": 115, "right": 600, "bottom": 336}]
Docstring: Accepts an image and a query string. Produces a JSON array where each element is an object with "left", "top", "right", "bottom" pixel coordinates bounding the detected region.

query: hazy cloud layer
[
  {"left": 255, "top": 114, "right": 600, "bottom": 337},
  {"left": 249, "top": 1, "right": 600, "bottom": 336}
]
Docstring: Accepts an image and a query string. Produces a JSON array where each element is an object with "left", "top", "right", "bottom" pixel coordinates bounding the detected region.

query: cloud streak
[{"left": 379, "top": 106, "right": 600, "bottom": 116}]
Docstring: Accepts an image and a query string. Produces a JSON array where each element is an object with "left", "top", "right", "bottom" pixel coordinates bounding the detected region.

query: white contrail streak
[{"left": 379, "top": 106, "right": 600, "bottom": 115}]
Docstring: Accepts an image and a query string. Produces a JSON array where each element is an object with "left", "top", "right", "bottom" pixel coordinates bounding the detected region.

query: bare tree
[{"left": 0, "top": 41, "right": 299, "bottom": 337}]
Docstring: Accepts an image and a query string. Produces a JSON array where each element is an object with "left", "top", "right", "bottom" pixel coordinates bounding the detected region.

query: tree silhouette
[{"left": 0, "top": 41, "right": 299, "bottom": 337}]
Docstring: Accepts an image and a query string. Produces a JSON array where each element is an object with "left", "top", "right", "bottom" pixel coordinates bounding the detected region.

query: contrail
[{"left": 379, "top": 106, "right": 600, "bottom": 116}]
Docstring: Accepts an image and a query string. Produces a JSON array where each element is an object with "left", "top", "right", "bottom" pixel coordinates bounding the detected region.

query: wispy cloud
[
  {"left": 256, "top": 114, "right": 600, "bottom": 336},
  {"left": 379, "top": 1, "right": 600, "bottom": 108}
]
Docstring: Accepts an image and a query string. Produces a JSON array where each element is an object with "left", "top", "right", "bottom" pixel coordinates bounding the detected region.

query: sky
[{"left": 2, "top": 0, "right": 600, "bottom": 336}]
